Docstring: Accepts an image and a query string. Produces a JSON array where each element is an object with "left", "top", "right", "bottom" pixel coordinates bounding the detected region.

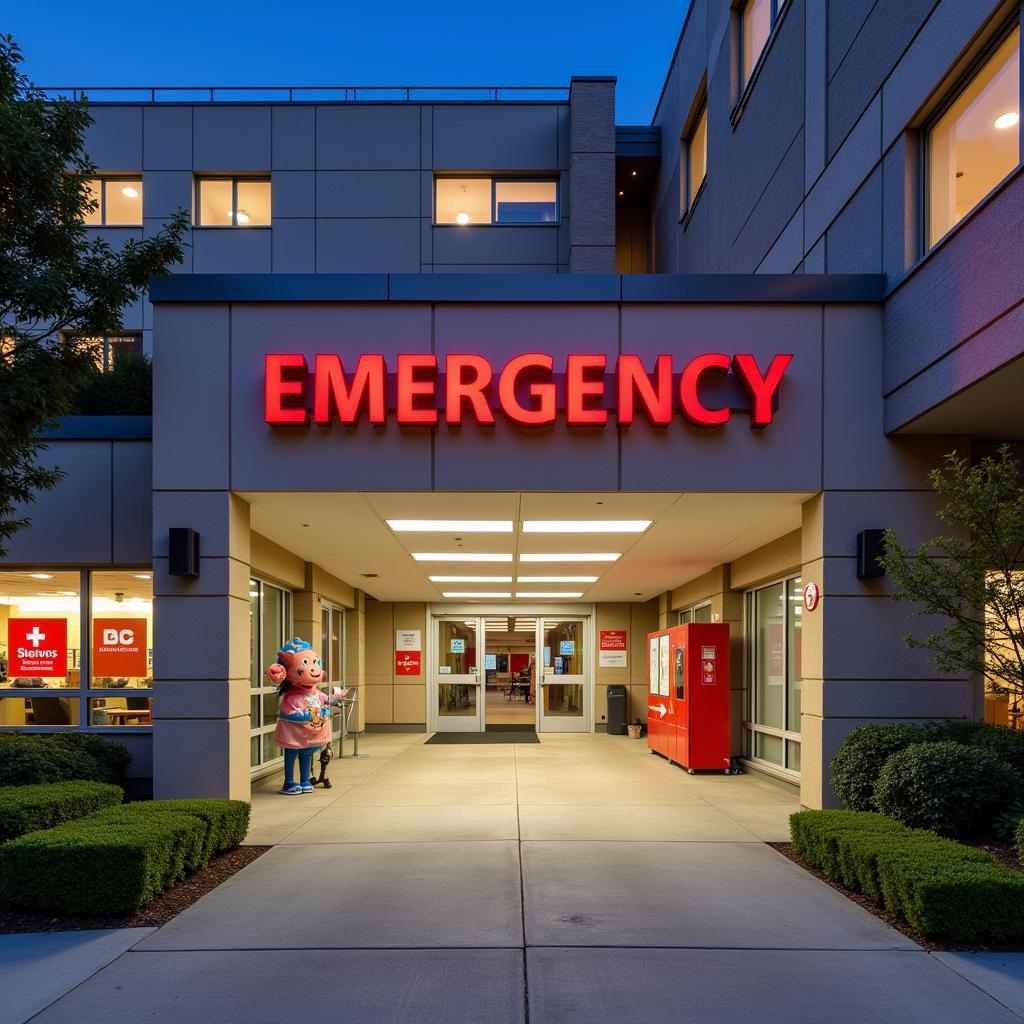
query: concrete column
[
  {"left": 152, "top": 491, "right": 252, "bottom": 799},
  {"left": 568, "top": 76, "right": 616, "bottom": 273}
]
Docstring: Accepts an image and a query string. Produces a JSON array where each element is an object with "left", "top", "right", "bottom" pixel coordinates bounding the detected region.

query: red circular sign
[{"left": 803, "top": 582, "right": 820, "bottom": 612}]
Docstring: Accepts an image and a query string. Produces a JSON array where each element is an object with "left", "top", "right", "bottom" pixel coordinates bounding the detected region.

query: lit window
[
  {"left": 73, "top": 335, "right": 143, "bottom": 372},
  {"left": 928, "top": 26, "right": 1020, "bottom": 248},
  {"left": 742, "top": 0, "right": 787, "bottom": 87},
  {"left": 82, "top": 177, "right": 143, "bottom": 226},
  {"left": 435, "top": 177, "right": 559, "bottom": 225},
  {"left": 196, "top": 177, "right": 271, "bottom": 227},
  {"left": 684, "top": 101, "right": 708, "bottom": 212}
]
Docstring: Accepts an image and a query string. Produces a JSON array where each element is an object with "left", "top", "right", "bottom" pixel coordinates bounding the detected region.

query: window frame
[
  {"left": 677, "top": 600, "right": 712, "bottom": 626},
  {"left": 0, "top": 568, "right": 154, "bottom": 733},
  {"left": 734, "top": 0, "right": 790, "bottom": 120},
  {"left": 194, "top": 175, "right": 272, "bottom": 228},
  {"left": 921, "top": 14, "right": 1023, "bottom": 256},
  {"left": 83, "top": 176, "right": 144, "bottom": 227},
  {"left": 249, "top": 577, "right": 293, "bottom": 775},
  {"left": 320, "top": 600, "right": 346, "bottom": 741},
  {"left": 66, "top": 333, "right": 144, "bottom": 373},
  {"left": 743, "top": 573, "right": 802, "bottom": 779},
  {"left": 434, "top": 175, "right": 561, "bottom": 226},
  {"left": 681, "top": 96, "right": 708, "bottom": 222}
]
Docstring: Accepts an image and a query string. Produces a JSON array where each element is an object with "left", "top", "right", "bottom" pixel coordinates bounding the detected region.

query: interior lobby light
[
  {"left": 519, "top": 553, "right": 621, "bottom": 562},
  {"left": 412, "top": 552, "right": 513, "bottom": 562},
  {"left": 236, "top": 210, "right": 251, "bottom": 223},
  {"left": 29, "top": 573, "right": 54, "bottom": 579},
  {"left": 522, "top": 520, "right": 652, "bottom": 533},
  {"left": 515, "top": 592, "right": 584, "bottom": 599},
  {"left": 134, "top": 573, "right": 152, "bottom": 580},
  {"left": 456, "top": 212, "right": 470, "bottom": 225},
  {"left": 388, "top": 520, "right": 513, "bottom": 532},
  {"left": 441, "top": 591, "right": 512, "bottom": 598},
  {"left": 516, "top": 576, "right": 598, "bottom": 583},
  {"left": 429, "top": 576, "right": 513, "bottom": 583},
  {"left": 121, "top": 186, "right": 139, "bottom": 198},
  {"left": 995, "top": 111, "right": 1019, "bottom": 129}
]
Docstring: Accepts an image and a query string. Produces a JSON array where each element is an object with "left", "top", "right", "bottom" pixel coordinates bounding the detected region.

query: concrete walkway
[{"left": 20, "top": 733, "right": 1024, "bottom": 1023}]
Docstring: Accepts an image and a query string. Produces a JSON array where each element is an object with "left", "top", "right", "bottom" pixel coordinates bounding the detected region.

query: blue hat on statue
[{"left": 277, "top": 637, "right": 312, "bottom": 663}]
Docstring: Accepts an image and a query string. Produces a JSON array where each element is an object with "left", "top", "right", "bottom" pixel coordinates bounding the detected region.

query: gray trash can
[{"left": 606, "top": 684, "right": 628, "bottom": 736}]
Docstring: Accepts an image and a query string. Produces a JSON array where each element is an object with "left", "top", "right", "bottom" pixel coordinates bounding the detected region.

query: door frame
[{"left": 426, "top": 603, "right": 595, "bottom": 734}]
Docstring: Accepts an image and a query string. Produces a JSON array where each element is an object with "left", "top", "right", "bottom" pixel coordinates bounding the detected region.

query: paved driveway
[{"left": 22, "top": 733, "right": 1024, "bottom": 1024}]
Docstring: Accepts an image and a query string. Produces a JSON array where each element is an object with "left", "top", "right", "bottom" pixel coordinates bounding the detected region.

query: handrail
[{"left": 38, "top": 85, "right": 570, "bottom": 104}]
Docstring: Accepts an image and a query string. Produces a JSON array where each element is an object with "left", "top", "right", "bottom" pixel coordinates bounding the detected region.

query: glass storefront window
[{"left": 249, "top": 579, "right": 291, "bottom": 770}]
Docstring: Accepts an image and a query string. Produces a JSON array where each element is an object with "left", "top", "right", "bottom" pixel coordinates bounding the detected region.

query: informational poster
[
  {"left": 395, "top": 629, "right": 421, "bottom": 651},
  {"left": 8, "top": 618, "right": 67, "bottom": 677},
  {"left": 485, "top": 653, "right": 497, "bottom": 671},
  {"left": 438, "top": 665, "right": 452, "bottom": 674},
  {"left": 701, "top": 645, "right": 717, "bottom": 686},
  {"left": 599, "top": 630, "right": 628, "bottom": 668},
  {"left": 649, "top": 636, "right": 660, "bottom": 694},
  {"left": 93, "top": 618, "right": 148, "bottom": 677},
  {"left": 543, "top": 646, "right": 551, "bottom": 667},
  {"left": 395, "top": 650, "right": 421, "bottom": 675},
  {"left": 450, "top": 638, "right": 465, "bottom": 654},
  {"left": 658, "top": 634, "right": 670, "bottom": 697},
  {"left": 559, "top": 639, "right": 575, "bottom": 656}
]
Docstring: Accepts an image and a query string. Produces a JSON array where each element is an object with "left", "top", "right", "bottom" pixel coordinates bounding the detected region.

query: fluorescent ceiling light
[
  {"left": 429, "top": 576, "right": 512, "bottom": 583},
  {"left": 29, "top": 573, "right": 54, "bottom": 580},
  {"left": 388, "top": 520, "right": 513, "bottom": 533},
  {"left": 515, "top": 592, "right": 584, "bottom": 599},
  {"left": 134, "top": 573, "right": 152, "bottom": 580},
  {"left": 519, "top": 553, "right": 621, "bottom": 563},
  {"left": 412, "top": 552, "right": 513, "bottom": 562},
  {"left": 522, "top": 520, "right": 651, "bottom": 533},
  {"left": 121, "top": 186, "right": 139, "bottom": 198},
  {"left": 517, "top": 576, "right": 598, "bottom": 583},
  {"left": 442, "top": 591, "right": 512, "bottom": 598}
]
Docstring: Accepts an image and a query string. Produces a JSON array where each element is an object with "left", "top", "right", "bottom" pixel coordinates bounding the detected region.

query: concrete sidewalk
[{"left": 18, "top": 733, "right": 1024, "bottom": 1023}]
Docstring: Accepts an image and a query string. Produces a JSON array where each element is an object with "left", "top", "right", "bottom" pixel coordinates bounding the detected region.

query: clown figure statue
[{"left": 267, "top": 638, "right": 333, "bottom": 794}]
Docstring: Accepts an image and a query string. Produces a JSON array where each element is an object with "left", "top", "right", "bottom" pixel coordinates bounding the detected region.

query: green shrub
[
  {"left": 790, "top": 809, "right": 1024, "bottom": 941},
  {"left": 71, "top": 354, "right": 152, "bottom": 415},
  {"left": 927, "top": 719, "right": 1024, "bottom": 779},
  {"left": 1017, "top": 819, "right": 1024, "bottom": 863},
  {"left": 0, "top": 798, "right": 250, "bottom": 914},
  {"left": 875, "top": 741, "right": 1019, "bottom": 837},
  {"left": 0, "top": 781, "right": 123, "bottom": 842},
  {"left": 829, "top": 724, "right": 928, "bottom": 811},
  {"left": 0, "top": 733, "right": 130, "bottom": 787}
]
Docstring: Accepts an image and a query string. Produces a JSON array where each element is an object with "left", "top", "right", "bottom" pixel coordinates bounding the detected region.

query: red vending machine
[{"left": 647, "top": 624, "right": 731, "bottom": 773}]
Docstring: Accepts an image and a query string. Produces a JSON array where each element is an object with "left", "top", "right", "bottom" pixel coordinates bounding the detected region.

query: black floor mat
[{"left": 425, "top": 731, "right": 540, "bottom": 744}]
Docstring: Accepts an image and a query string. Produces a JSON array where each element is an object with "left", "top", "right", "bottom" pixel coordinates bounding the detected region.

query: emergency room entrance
[{"left": 428, "top": 608, "right": 592, "bottom": 733}]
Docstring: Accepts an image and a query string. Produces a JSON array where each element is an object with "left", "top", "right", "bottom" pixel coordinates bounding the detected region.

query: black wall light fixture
[
  {"left": 169, "top": 528, "right": 200, "bottom": 577},
  {"left": 856, "top": 529, "right": 886, "bottom": 579}
]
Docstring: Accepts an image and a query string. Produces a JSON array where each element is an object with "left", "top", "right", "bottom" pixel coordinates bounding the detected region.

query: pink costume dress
[{"left": 274, "top": 688, "right": 332, "bottom": 749}]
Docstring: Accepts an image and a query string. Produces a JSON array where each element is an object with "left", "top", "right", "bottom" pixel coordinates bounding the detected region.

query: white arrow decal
[{"left": 651, "top": 702, "right": 668, "bottom": 718}]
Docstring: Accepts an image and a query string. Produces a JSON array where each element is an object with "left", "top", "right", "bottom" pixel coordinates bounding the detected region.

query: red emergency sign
[
  {"left": 264, "top": 351, "right": 793, "bottom": 429},
  {"left": 8, "top": 619, "right": 68, "bottom": 677},
  {"left": 395, "top": 650, "right": 421, "bottom": 675}
]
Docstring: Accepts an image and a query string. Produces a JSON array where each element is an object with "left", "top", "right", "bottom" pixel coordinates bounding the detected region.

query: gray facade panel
[
  {"left": 316, "top": 218, "right": 420, "bottom": 273},
  {"left": 433, "top": 226, "right": 559, "bottom": 266},
  {"left": 84, "top": 105, "right": 143, "bottom": 171},
  {"left": 316, "top": 106, "right": 421, "bottom": 170},
  {"left": 112, "top": 442, "right": 153, "bottom": 564},
  {"left": 315, "top": 171, "right": 420, "bottom": 218},
  {"left": 142, "top": 171, "right": 193, "bottom": 219},
  {"left": 271, "top": 171, "right": 316, "bottom": 219},
  {"left": 825, "top": 166, "right": 882, "bottom": 274},
  {"left": 192, "top": 229, "right": 273, "bottom": 274},
  {"left": 193, "top": 106, "right": 272, "bottom": 172},
  {"left": 272, "top": 218, "right": 316, "bottom": 273},
  {"left": 142, "top": 106, "right": 192, "bottom": 169},
  {"left": 272, "top": 106, "right": 316, "bottom": 170},
  {"left": 826, "top": 0, "right": 877, "bottom": 80},
  {"left": 433, "top": 104, "right": 560, "bottom": 171}
]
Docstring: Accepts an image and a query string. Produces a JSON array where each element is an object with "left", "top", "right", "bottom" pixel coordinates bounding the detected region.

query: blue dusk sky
[{"left": 7, "top": 0, "right": 689, "bottom": 124}]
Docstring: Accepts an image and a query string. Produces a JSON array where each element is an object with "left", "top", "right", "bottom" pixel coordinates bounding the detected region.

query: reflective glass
[
  {"left": 494, "top": 181, "right": 558, "bottom": 223},
  {"left": 0, "top": 571, "right": 81, "bottom": 690},
  {"left": 753, "top": 582, "right": 785, "bottom": 729}
]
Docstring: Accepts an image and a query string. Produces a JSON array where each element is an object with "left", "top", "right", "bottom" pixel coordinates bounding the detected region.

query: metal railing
[{"left": 39, "top": 85, "right": 570, "bottom": 104}]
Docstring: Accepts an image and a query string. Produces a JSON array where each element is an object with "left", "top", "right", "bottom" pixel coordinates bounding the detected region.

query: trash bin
[{"left": 606, "top": 684, "right": 628, "bottom": 736}]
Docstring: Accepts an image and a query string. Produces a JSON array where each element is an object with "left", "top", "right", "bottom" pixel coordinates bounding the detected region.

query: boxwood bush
[
  {"left": 926, "top": 719, "right": 1024, "bottom": 780},
  {"left": 0, "top": 781, "right": 123, "bottom": 843},
  {"left": 0, "top": 733, "right": 130, "bottom": 787},
  {"left": 829, "top": 724, "right": 928, "bottom": 811},
  {"left": 790, "top": 809, "right": 1024, "bottom": 941},
  {"left": 874, "top": 741, "right": 1019, "bottom": 837},
  {"left": 0, "top": 798, "right": 250, "bottom": 914}
]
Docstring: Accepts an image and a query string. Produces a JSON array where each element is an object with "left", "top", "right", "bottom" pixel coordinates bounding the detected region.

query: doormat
[{"left": 425, "top": 731, "right": 540, "bottom": 744}]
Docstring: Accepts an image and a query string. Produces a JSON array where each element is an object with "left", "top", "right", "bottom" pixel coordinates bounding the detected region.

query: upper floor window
[
  {"left": 435, "top": 177, "right": 558, "bottom": 225},
  {"left": 195, "top": 177, "right": 271, "bottom": 227},
  {"left": 683, "top": 101, "right": 708, "bottom": 213},
  {"left": 741, "top": 0, "right": 787, "bottom": 87},
  {"left": 927, "top": 25, "right": 1020, "bottom": 249},
  {"left": 74, "top": 334, "right": 143, "bottom": 372},
  {"left": 83, "top": 177, "right": 142, "bottom": 226}
]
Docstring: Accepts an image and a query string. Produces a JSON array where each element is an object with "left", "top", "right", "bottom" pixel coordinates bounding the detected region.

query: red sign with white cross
[
  {"left": 8, "top": 618, "right": 68, "bottom": 677},
  {"left": 395, "top": 650, "right": 421, "bottom": 676}
]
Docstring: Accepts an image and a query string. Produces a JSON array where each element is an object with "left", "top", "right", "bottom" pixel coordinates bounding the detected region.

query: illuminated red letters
[{"left": 264, "top": 351, "right": 793, "bottom": 429}]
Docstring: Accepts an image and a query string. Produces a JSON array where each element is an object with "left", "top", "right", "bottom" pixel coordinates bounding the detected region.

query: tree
[
  {"left": 0, "top": 34, "right": 187, "bottom": 558},
  {"left": 882, "top": 445, "right": 1024, "bottom": 703}
]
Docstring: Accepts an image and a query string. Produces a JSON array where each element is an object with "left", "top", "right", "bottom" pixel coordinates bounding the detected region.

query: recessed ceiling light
[
  {"left": 29, "top": 573, "right": 53, "bottom": 580},
  {"left": 412, "top": 552, "right": 513, "bottom": 562},
  {"left": 361, "top": 573, "right": 380, "bottom": 579},
  {"left": 121, "top": 186, "right": 139, "bottom": 198},
  {"left": 429, "top": 576, "right": 513, "bottom": 583},
  {"left": 631, "top": 170, "right": 638, "bottom": 176},
  {"left": 523, "top": 521, "right": 651, "bottom": 533},
  {"left": 519, "top": 553, "right": 621, "bottom": 563},
  {"left": 516, "top": 576, "right": 598, "bottom": 583},
  {"left": 388, "top": 520, "right": 513, "bottom": 533},
  {"left": 995, "top": 111, "right": 1019, "bottom": 129},
  {"left": 515, "top": 592, "right": 584, "bottom": 599},
  {"left": 456, "top": 211, "right": 470, "bottom": 225},
  {"left": 618, "top": 190, "right": 625, "bottom": 197},
  {"left": 441, "top": 591, "right": 512, "bottom": 598},
  {"left": 236, "top": 210, "right": 251, "bottom": 223}
]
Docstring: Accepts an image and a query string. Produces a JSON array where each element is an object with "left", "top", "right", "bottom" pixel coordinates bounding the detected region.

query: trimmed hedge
[
  {"left": 874, "top": 742, "right": 1019, "bottom": 837},
  {"left": 790, "top": 809, "right": 1024, "bottom": 941},
  {"left": 0, "top": 798, "right": 250, "bottom": 914},
  {"left": 0, "top": 733, "right": 130, "bottom": 787},
  {"left": 0, "top": 782, "right": 124, "bottom": 843},
  {"left": 829, "top": 724, "right": 928, "bottom": 811}
]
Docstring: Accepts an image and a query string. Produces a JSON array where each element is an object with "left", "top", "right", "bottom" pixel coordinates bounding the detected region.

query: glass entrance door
[
  {"left": 433, "top": 617, "right": 483, "bottom": 732},
  {"left": 538, "top": 618, "right": 589, "bottom": 733}
]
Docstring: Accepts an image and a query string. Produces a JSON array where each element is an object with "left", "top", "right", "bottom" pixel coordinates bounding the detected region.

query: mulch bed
[
  {"left": 0, "top": 845, "right": 268, "bottom": 934},
  {"left": 770, "top": 841, "right": 1024, "bottom": 953}
]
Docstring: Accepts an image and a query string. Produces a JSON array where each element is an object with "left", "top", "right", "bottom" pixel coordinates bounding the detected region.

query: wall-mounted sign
[
  {"left": 93, "top": 618, "right": 148, "bottom": 677},
  {"left": 559, "top": 639, "right": 576, "bottom": 656},
  {"left": 8, "top": 618, "right": 67, "bottom": 677},
  {"left": 396, "top": 629, "right": 421, "bottom": 651},
  {"left": 599, "top": 629, "right": 628, "bottom": 668},
  {"left": 803, "top": 582, "right": 821, "bottom": 612},
  {"left": 450, "top": 638, "right": 465, "bottom": 654},
  {"left": 264, "top": 352, "right": 793, "bottom": 429},
  {"left": 395, "top": 650, "right": 421, "bottom": 675}
]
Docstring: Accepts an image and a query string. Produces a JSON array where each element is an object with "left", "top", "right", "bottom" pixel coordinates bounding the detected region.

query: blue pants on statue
[{"left": 284, "top": 746, "right": 318, "bottom": 786}]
